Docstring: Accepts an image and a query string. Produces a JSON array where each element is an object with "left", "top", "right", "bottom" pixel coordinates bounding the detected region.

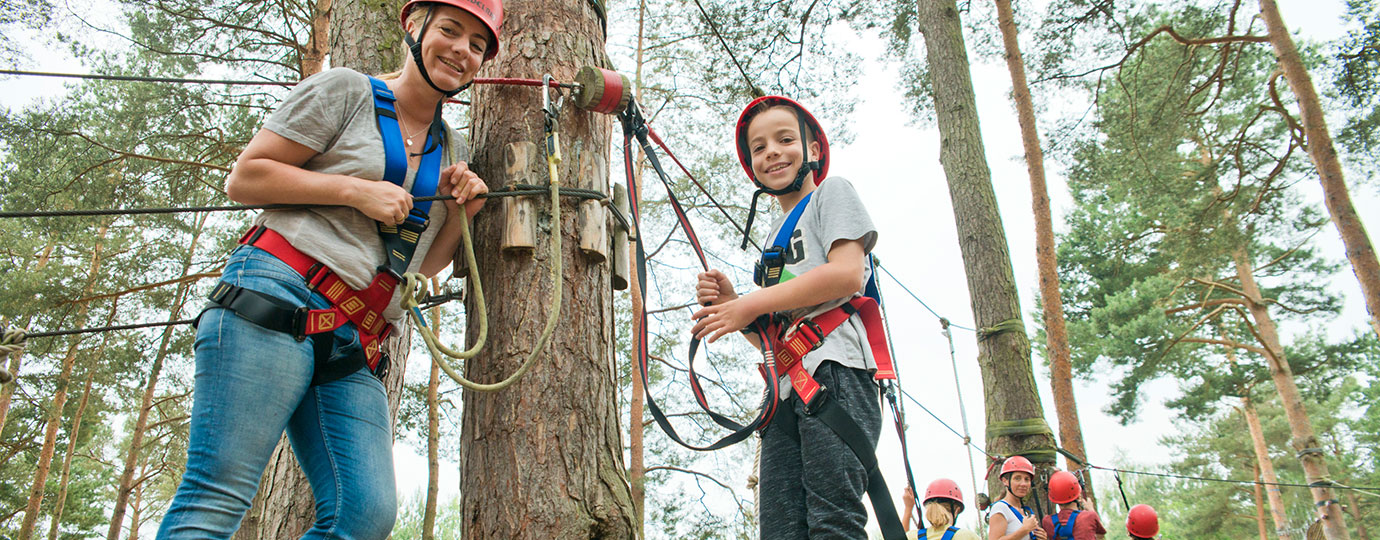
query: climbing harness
[
  {"left": 1050, "top": 510, "right": 1080, "bottom": 540},
  {"left": 993, "top": 499, "right": 1038, "bottom": 540},
  {"left": 402, "top": 75, "right": 571, "bottom": 391}
]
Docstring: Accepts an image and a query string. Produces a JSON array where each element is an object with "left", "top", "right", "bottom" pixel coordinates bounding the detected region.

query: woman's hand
[
  {"left": 440, "top": 161, "right": 488, "bottom": 219},
  {"left": 350, "top": 179, "right": 414, "bottom": 224}
]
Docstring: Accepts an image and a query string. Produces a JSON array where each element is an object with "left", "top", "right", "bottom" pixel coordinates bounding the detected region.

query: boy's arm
[{"left": 690, "top": 237, "right": 866, "bottom": 343}]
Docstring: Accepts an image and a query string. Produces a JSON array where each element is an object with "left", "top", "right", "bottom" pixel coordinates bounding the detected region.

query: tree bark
[
  {"left": 627, "top": 0, "right": 648, "bottom": 531},
  {"left": 234, "top": 2, "right": 415, "bottom": 537},
  {"left": 1258, "top": 0, "right": 1380, "bottom": 341},
  {"left": 1242, "top": 394, "right": 1292, "bottom": 540},
  {"left": 1254, "top": 462, "right": 1272, "bottom": 540},
  {"left": 47, "top": 336, "right": 105, "bottom": 540},
  {"left": 460, "top": 0, "right": 636, "bottom": 536},
  {"left": 423, "top": 279, "right": 443, "bottom": 540},
  {"left": 917, "top": 0, "right": 1057, "bottom": 512},
  {"left": 992, "top": 0, "right": 1093, "bottom": 504},
  {"left": 300, "top": 0, "right": 333, "bottom": 77},
  {"left": 108, "top": 213, "right": 206, "bottom": 540},
  {"left": 19, "top": 225, "right": 109, "bottom": 540},
  {"left": 1233, "top": 247, "right": 1350, "bottom": 539},
  {"left": 0, "top": 245, "right": 53, "bottom": 433}
]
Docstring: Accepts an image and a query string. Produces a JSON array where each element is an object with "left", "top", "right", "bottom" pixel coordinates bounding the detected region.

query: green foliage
[{"left": 1333, "top": 0, "right": 1380, "bottom": 178}]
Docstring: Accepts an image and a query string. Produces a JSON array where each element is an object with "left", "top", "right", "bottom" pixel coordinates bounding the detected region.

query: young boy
[
  {"left": 1040, "top": 471, "right": 1106, "bottom": 540},
  {"left": 692, "top": 96, "right": 882, "bottom": 539}
]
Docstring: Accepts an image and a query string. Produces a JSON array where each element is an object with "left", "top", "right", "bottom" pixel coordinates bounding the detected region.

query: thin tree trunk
[
  {"left": 47, "top": 326, "right": 110, "bottom": 540},
  {"left": 992, "top": 0, "right": 1093, "bottom": 503},
  {"left": 917, "top": 0, "right": 1057, "bottom": 514},
  {"left": 461, "top": 0, "right": 636, "bottom": 536},
  {"left": 1328, "top": 428, "right": 1372, "bottom": 540},
  {"left": 300, "top": 0, "right": 332, "bottom": 77},
  {"left": 423, "top": 278, "right": 443, "bottom": 540},
  {"left": 1254, "top": 463, "right": 1273, "bottom": 540},
  {"left": 236, "top": 3, "right": 415, "bottom": 536},
  {"left": 1258, "top": 0, "right": 1380, "bottom": 340},
  {"left": 627, "top": 0, "right": 648, "bottom": 530},
  {"left": 1242, "top": 394, "right": 1292, "bottom": 540},
  {"left": 128, "top": 460, "right": 144, "bottom": 540},
  {"left": 19, "top": 225, "right": 110, "bottom": 540},
  {"left": 0, "top": 244, "right": 54, "bottom": 432},
  {"left": 1234, "top": 247, "right": 1350, "bottom": 539},
  {"left": 108, "top": 213, "right": 206, "bottom": 540}
]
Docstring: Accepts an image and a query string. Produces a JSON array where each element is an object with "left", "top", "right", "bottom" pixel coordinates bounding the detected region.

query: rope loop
[
  {"left": 0, "top": 325, "right": 26, "bottom": 384},
  {"left": 977, "top": 318, "right": 1025, "bottom": 341}
]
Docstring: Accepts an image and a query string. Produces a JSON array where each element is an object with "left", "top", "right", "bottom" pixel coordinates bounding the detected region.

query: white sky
[{"left": 2, "top": 0, "right": 1376, "bottom": 536}]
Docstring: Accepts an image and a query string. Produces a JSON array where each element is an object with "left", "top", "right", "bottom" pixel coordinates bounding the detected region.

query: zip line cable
[
  {"left": 0, "top": 68, "right": 581, "bottom": 89},
  {"left": 687, "top": 0, "right": 761, "bottom": 97},
  {"left": 874, "top": 262, "right": 976, "bottom": 332}
]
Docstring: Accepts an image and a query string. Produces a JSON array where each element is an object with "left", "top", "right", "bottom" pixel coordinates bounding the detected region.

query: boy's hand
[
  {"left": 696, "top": 269, "right": 737, "bottom": 305},
  {"left": 690, "top": 294, "right": 760, "bottom": 343}
]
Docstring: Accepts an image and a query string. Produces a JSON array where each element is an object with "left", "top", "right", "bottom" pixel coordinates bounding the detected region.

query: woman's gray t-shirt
[{"left": 253, "top": 67, "right": 470, "bottom": 322}]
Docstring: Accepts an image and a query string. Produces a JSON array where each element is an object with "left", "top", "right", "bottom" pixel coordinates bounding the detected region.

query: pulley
[{"left": 573, "top": 65, "right": 631, "bottom": 114}]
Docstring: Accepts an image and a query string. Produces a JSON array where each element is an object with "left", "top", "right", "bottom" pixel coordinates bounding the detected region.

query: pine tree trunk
[
  {"left": 128, "top": 461, "right": 145, "bottom": 540},
  {"left": 1242, "top": 394, "right": 1292, "bottom": 540},
  {"left": 423, "top": 282, "right": 442, "bottom": 540},
  {"left": 460, "top": 0, "right": 636, "bottom": 536},
  {"left": 108, "top": 214, "right": 206, "bottom": 540},
  {"left": 1254, "top": 463, "right": 1272, "bottom": 540},
  {"left": 47, "top": 341, "right": 104, "bottom": 540},
  {"left": 627, "top": 6, "right": 648, "bottom": 527},
  {"left": 234, "top": 2, "right": 417, "bottom": 535},
  {"left": 1258, "top": 0, "right": 1380, "bottom": 340},
  {"left": 0, "top": 245, "right": 53, "bottom": 433},
  {"left": 19, "top": 225, "right": 109, "bottom": 540},
  {"left": 992, "top": 0, "right": 1092, "bottom": 503},
  {"left": 1233, "top": 247, "right": 1350, "bottom": 539},
  {"left": 300, "top": 0, "right": 332, "bottom": 77},
  {"left": 917, "top": 0, "right": 1057, "bottom": 511}
]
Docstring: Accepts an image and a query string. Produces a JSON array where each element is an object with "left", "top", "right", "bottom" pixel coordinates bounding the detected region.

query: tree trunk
[
  {"left": 1233, "top": 247, "right": 1350, "bottom": 539},
  {"left": 460, "top": 0, "right": 636, "bottom": 537},
  {"left": 0, "top": 245, "right": 53, "bottom": 432},
  {"left": 1254, "top": 462, "right": 1273, "bottom": 540},
  {"left": 19, "top": 225, "right": 109, "bottom": 540},
  {"left": 423, "top": 280, "right": 442, "bottom": 540},
  {"left": 108, "top": 213, "right": 206, "bottom": 540},
  {"left": 627, "top": 1, "right": 648, "bottom": 530},
  {"left": 300, "top": 0, "right": 333, "bottom": 77},
  {"left": 1258, "top": 0, "right": 1380, "bottom": 340},
  {"left": 917, "top": 0, "right": 1057, "bottom": 512},
  {"left": 234, "top": 3, "right": 416, "bottom": 536},
  {"left": 47, "top": 335, "right": 106, "bottom": 540},
  {"left": 128, "top": 460, "right": 145, "bottom": 540},
  {"left": 1242, "top": 394, "right": 1292, "bottom": 540},
  {"left": 992, "top": 0, "right": 1093, "bottom": 504}
]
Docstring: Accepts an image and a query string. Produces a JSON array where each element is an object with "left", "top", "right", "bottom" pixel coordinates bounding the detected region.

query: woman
[
  {"left": 988, "top": 456, "right": 1049, "bottom": 540},
  {"left": 157, "top": 1, "right": 501, "bottom": 538}
]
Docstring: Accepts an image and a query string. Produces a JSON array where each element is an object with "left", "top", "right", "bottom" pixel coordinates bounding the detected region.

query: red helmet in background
[
  {"left": 923, "top": 478, "right": 965, "bottom": 515},
  {"left": 1126, "top": 504, "right": 1160, "bottom": 538},
  {"left": 1047, "top": 471, "right": 1081, "bottom": 504},
  {"left": 999, "top": 456, "right": 1035, "bottom": 480},
  {"left": 401, "top": 0, "right": 504, "bottom": 61}
]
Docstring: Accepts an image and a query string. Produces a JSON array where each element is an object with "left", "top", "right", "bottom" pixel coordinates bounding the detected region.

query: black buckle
[
  {"left": 290, "top": 306, "right": 310, "bottom": 342},
  {"left": 795, "top": 319, "right": 825, "bottom": 351},
  {"left": 803, "top": 385, "right": 830, "bottom": 415},
  {"left": 376, "top": 264, "right": 403, "bottom": 283},
  {"left": 754, "top": 246, "right": 786, "bottom": 287},
  {"left": 373, "top": 353, "right": 391, "bottom": 380}
]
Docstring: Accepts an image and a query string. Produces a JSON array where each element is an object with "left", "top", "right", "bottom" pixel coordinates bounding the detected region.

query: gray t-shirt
[
  {"left": 761, "top": 177, "right": 879, "bottom": 395},
  {"left": 254, "top": 67, "right": 470, "bottom": 322}
]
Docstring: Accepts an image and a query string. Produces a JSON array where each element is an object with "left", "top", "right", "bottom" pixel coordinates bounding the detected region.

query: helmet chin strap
[
  {"left": 403, "top": 5, "right": 473, "bottom": 155},
  {"left": 740, "top": 110, "right": 820, "bottom": 250}
]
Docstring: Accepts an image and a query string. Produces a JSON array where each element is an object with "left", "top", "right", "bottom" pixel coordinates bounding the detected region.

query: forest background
[{"left": 0, "top": 0, "right": 1378, "bottom": 538}]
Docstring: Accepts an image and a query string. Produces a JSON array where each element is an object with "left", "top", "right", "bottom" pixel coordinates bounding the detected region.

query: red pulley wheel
[{"left": 573, "top": 65, "right": 631, "bottom": 114}]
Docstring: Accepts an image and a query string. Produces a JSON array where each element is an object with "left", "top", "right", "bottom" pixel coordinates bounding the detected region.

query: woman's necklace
[{"left": 398, "top": 113, "right": 428, "bottom": 147}]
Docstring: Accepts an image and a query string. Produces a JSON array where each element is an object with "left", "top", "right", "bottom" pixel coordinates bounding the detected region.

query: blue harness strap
[
  {"left": 367, "top": 76, "right": 445, "bottom": 274},
  {"left": 1052, "top": 510, "right": 1079, "bottom": 540},
  {"left": 996, "top": 501, "right": 1038, "bottom": 540},
  {"left": 754, "top": 190, "right": 812, "bottom": 287},
  {"left": 940, "top": 527, "right": 959, "bottom": 540}
]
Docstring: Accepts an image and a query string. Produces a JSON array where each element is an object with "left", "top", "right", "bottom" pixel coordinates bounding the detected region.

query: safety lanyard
[
  {"left": 368, "top": 76, "right": 444, "bottom": 275},
  {"left": 754, "top": 190, "right": 812, "bottom": 287}
]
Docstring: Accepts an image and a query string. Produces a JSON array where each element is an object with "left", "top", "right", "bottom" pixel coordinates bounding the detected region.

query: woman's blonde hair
[{"left": 925, "top": 501, "right": 954, "bottom": 532}]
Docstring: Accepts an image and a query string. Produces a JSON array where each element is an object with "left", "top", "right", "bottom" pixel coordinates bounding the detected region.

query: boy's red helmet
[
  {"left": 733, "top": 95, "right": 830, "bottom": 188},
  {"left": 1047, "top": 471, "right": 1081, "bottom": 504},
  {"left": 401, "top": 0, "right": 504, "bottom": 61},
  {"left": 923, "top": 478, "right": 965, "bottom": 515},
  {"left": 1126, "top": 504, "right": 1159, "bottom": 538},
  {"left": 999, "top": 456, "right": 1036, "bottom": 479}
]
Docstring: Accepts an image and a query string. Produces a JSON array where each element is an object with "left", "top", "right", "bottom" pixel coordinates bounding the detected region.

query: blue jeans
[{"left": 158, "top": 246, "right": 397, "bottom": 539}]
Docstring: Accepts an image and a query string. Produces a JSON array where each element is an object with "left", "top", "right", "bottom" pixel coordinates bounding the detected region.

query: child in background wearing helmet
[
  {"left": 1125, "top": 504, "right": 1159, "bottom": 540},
  {"left": 692, "top": 96, "right": 881, "bottom": 539},
  {"left": 988, "top": 456, "right": 1048, "bottom": 540},
  {"left": 1039, "top": 471, "right": 1106, "bottom": 540},
  {"left": 902, "top": 480, "right": 984, "bottom": 540},
  {"left": 157, "top": 1, "right": 499, "bottom": 538}
]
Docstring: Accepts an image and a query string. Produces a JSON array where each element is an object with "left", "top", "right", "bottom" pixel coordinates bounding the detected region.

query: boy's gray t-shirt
[
  {"left": 761, "top": 177, "right": 879, "bottom": 397},
  {"left": 254, "top": 67, "right": 470, "bottom": 323}
]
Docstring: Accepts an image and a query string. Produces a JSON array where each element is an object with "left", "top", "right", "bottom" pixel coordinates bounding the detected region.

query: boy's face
[{"left": 745, "top": 106, "right": 821, "bottom": 190}]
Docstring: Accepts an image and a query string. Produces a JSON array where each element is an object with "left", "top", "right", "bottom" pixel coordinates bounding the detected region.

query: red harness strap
[
  {"left": 239, "top": 225, "right": 395, "bottom": 371},
  {"left": 770, "top": 296, "right": 895, "bottom": 406}
]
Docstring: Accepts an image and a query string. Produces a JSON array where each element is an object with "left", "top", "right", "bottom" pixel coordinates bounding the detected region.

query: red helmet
[
  {"left": 1000, "top": 456, "right": 1035, "bottom": 479},
  {"left": 1047, "top": 471, "right": 1081, "bottom": 504},
  {"left": 401, "top": 0, "right": 504, "bottom": 61},
  {"left": 1126, "top": 504, "right": 1159, "bottom": 538},
  {"left": 923, "top": 478, "right": 965, "bottom": 515},
  {"left": 733, "top": 95, "right": 830, "bottom": 189}
]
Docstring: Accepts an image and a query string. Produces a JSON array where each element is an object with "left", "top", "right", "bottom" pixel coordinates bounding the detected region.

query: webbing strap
[
  {"left": 367, "top": 75, "right": 444, "bottom": 275},
  {"left": 987, "top": 418, "right": 1053, "bottom": 438},
  {"left": 1053, "top": 510, "right": 1079, "bottom": 540},
  {"left": 621, "top": 107, "right": 779, "bottom": 451},
  {"left": 813, "top": 393, "right": 907, "bottom": 540},
  {"left": 939, "top": 527, "right": 959, "bottom": 540}
]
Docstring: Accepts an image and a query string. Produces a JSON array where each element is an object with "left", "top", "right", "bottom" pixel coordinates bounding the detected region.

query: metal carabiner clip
[{"left": 542, "top": 74, "right": 564, "bottom": 130}]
